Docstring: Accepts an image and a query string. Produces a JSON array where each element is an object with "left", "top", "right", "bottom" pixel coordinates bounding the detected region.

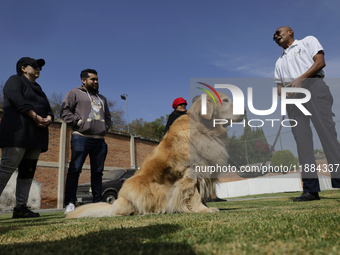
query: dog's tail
[
  {"left": 66, "top": 197, "right": 139, "bottom": 219},
  {"left": 65, "top": 202, "right": 112, "bottom": 219}
]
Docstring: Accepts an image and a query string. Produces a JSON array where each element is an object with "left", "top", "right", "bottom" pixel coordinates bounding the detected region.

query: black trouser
[{"left": 287, "top": 78, "right": 340, "bottom": 192}]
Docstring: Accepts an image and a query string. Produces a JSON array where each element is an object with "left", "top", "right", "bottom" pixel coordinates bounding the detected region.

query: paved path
[
  {"left": 0, "top": 196, "right": 289, "bottom": 215},
  {"left": 0, "top": 208, "right": 64, "bottom": 215},
  {"left": 226, "top": 196, "right": 287, "bottom": 201}
]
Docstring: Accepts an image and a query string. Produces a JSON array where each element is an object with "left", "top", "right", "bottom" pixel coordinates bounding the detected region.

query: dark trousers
[
  {"left": 64, "top": 134, "right": 108, "bottom": 205},
  {"left": 287, "top": 78, "right": 340, "bottom": 192}
]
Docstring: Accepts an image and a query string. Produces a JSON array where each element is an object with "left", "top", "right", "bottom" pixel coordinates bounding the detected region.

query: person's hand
[
  {"left": 42, "top": 118, "right": 52, "bottom": 127},
  {"left": 34, "top": 115, "right": 45, "bottom": 128},
  {"left": 34, "top": 115, "right": 51, "bottom": 128},
  {"left": 285, "top": 78, "right": 303, "bottom": 98}
]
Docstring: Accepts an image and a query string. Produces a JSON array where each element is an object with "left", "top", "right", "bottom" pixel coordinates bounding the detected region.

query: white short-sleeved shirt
[{"left": 274, "top": 36, "right": 325, "bottom": 85}]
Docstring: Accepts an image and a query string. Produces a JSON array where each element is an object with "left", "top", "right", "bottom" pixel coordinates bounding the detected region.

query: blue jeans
[{"left": 64, "top": 135, "right": 108, "bottom": 205}]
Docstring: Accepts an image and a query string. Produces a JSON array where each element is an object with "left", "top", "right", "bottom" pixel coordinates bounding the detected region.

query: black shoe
[
  {"left": 293, "top": 192, "right": 320, "bottom": 202},
  {"left": 212, "top": 197, "right": 227, "bottom": 202},
  {"left": 12, "top": 204, "right": 40, "bottom": 218}
]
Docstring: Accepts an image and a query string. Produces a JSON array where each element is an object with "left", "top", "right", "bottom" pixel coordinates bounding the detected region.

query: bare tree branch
[
  {"left": 47, "top": 93, "right": 127, "bottom": 131},
  {"left": 0, "top": 80, "right": 4, "bottom": 109},
  {"left": 107, "top": 99, "right": 126, "bottom": 131},
  {"left": 48, "top": 92, "right": 64, "bottom": 119}
]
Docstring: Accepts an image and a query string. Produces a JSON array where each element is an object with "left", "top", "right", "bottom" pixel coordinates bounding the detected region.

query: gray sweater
[{"left": 60, "top": 85, "right": 112, "bottom": 137}]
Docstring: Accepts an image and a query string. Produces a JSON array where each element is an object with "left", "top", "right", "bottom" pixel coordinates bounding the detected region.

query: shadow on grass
[
  {"left": 0, "top": 213, "right": 66, "bottom": 236},
  {"left": 318, "top": 195, "right": 340, "bottom": 200},
  {"left": 217, "top": 208, "right": 240, "bottom": 211},
  {"left": 1, "top": 223, "right": 198, "bottom": 255},
  {"left": 0, "top": 212, "right": 63, "bottom": 221},
  {"left": 287, "top": 196, "right": 340, "bottom": 201}
]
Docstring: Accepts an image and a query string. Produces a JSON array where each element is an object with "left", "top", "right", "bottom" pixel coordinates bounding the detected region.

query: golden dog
[{"left": 66, "top": 92, "right": 243, "bottom": 218}]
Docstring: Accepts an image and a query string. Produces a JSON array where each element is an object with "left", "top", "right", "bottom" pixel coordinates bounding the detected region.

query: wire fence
[{"left": 239, "top": 119, "right": 340, "bottom": 165}]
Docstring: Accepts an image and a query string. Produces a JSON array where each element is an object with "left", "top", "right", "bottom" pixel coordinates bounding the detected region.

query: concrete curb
[
  {"left": 0, "top": 208, "right": 64, "bottom": 215},
  {"left": 0, "top": 196, "right": 289, "bottom": 215}
]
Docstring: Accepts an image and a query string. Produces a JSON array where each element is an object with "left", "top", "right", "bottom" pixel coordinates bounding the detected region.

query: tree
[
  {"left": 271, "top": 150, "right": 298, "bottom": 170},
  {"left": 150, "top": 116, "right": 167, "bottom": 139},
  {"left": 47, "top": 93, "right": 126, "bottom": 131},
  {"left": 228, "top": 112, "right": 272, "bottom": 166},
  {"left": 129, "top": 118, "right": 153, "bottom": 138},
  {"left": 241, "top": 112, "right": 252, "bottom": 141},
  {"left": 227, "top": 135, "right": 247, "bottom": 166},
  {"left": 0, "top": 80, "right": 4, "bottom": 109},
  {"left": 240, "top": 112, "right": 256, "bottom": 163},
  {"left": 129, "top": 116, "right": 167, "bottom": 140},
  {"left": 250, "top": 139, "right": 270, "bottom": 163},
  {"left": 107, "top": 100, "right": 126, "bottom": 132},
  {"left": 48, "top": 92, "right": 63, "bottom": 119}
]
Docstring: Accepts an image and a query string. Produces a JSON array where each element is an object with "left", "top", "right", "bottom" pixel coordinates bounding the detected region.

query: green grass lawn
[{"left": 0, "top": 190, "right": 339, "bottom": 255}]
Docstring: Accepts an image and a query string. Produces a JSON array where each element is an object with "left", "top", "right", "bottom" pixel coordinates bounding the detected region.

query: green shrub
[{"left": 271, "top": 150, "right": 298, "bottom": 169}]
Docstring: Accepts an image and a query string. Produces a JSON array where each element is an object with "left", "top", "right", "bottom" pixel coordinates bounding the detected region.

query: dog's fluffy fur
[{"left": 66, "top": 92, "right": 243, "bottom": 218}]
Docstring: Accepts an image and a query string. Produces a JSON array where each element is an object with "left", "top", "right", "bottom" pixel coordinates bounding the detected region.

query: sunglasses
[
  {"left": 273, "top": 30, "right": 282, "bottom": 41},
  {"left": 29, "top": 63, "right": 42, "bottom": 70}
]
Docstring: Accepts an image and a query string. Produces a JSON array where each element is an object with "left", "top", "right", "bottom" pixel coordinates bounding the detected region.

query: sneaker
[
  {"left": 12, "top": 204, "right": 40, "bottom": 218},
  {"left": 65, "top": 203, "right": 75, "bottom": 214}
]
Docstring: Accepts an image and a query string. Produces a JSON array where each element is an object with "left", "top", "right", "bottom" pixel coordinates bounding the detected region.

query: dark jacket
[
  {"left": 0, "top": 75, "right": 54, "bottom": 152},
  {"left": 60, "top": 85, "right": 112, "bottom": 137},
  {"left": 164, "top": 111, "right": 187, "bottom": 134}
]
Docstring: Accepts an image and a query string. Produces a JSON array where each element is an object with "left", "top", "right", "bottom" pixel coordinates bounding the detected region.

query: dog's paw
[
  {"left": 196, "top": 207, "right": 219, "bottom": 213},
  {"left": 204, "top": 207, "right": 219, "bottom": 213}
]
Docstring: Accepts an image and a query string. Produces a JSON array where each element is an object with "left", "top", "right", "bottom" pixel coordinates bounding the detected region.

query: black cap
[{"left": 16, "top": 57, "right": 45, "bottom": 74}]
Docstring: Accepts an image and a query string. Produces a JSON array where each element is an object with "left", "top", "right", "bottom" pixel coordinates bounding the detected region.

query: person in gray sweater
[{"left": 60, "top": 69, "right": 112, "bottom": 213}]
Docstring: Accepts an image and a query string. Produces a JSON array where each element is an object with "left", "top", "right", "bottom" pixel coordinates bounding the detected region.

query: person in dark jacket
[
  {"left": 0, "top": 57, "right": 54, "bottom": 218},
  {"left": 164, "top": 97, "right": 188, "bottom": 134},
  {"left": 60, "top": 69, "right": 112, "bottom": 214}
]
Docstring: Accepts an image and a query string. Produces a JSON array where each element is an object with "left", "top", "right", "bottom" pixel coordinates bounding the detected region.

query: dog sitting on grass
[{"left": 66, "top": 92, "right": 242, "bottom": 218}]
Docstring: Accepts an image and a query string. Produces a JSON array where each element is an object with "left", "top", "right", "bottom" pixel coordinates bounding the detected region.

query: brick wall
[
  {"left": 105, "top": 133, "right": 131, "bottom": 168},
  {"left": 0, "top": 111, "right": 159, "bottom": 209},
  {"left": 39, "top": 124, "right": 62, "bottom": 163},
  {"left": 35, "top": 166, "right": 60, "bottom": 208},
  {"left": 135, "top": 138, "right": 158, "bottom": 166}
]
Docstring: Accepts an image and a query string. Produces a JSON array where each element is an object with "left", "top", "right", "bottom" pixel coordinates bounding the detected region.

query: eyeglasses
[
  {"left": 29, "top": 63, "right": 42, "bottom": 70},
  {"left": 273, "top": 30, "right": 282, "bottom": 41}
]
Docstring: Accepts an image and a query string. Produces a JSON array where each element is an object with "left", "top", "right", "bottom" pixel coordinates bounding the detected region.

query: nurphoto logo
[{"left": 198, "top": 82, "right": 312, "bottom": 128}]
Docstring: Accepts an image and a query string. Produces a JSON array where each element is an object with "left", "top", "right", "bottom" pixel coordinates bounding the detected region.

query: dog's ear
[
  {"left": 190, "top": 94, "right": 216, "bottom": 121},
  {"left": 201, "top": 100, "right": 214, "bottom": 120}
]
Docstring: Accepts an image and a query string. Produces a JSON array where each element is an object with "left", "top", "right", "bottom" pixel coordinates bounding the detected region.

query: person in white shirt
[{"left": 274, "top": 26, "right": 340, "bottom": 201}]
